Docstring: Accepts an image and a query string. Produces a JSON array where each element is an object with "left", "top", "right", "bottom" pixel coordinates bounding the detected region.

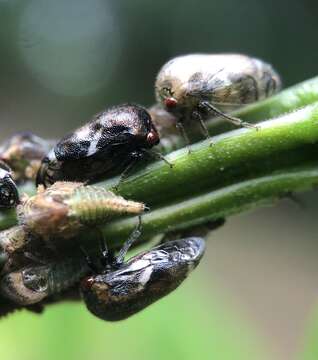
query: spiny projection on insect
[
  {"left": 155, "top": 53, "right": 281, "bottom": 142},
  {"left": 36, "top": 104, "right": 163, "bottom": 188}
]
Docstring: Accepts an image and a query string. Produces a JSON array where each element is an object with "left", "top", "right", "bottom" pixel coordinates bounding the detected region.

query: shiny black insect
[
  {"left": 0, "top": 162, "right": 19, "bottom": 208},
  {"left": 36, "top": 104, "right": 160, "bottom": 187},
  {"left": 80, "top": 235, "right": 205, "bottom": 321}
]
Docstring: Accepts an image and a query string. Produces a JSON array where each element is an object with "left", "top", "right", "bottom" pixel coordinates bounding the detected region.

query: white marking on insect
[
  {"left": 138, "top": 265, "right": 154, "bottom": 285},
  {"left": 74, "top": 126, "right": 91, "bottom": 141},
  {"left": 86, "top": 130, "right": 104, "bottom": 156},
  {"left": 0, "top": 168, "right": 8, "bottom": 179},
  {"left": 47, "top": 148, "right": 56, "bottom": 161}
]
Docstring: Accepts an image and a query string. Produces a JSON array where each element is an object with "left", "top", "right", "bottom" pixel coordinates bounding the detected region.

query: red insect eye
[
  {"left": 81, "top": 276, "right": 95, "bottom": 290},
  {"left": 165, "top": 97, "right": 178, "bottom": 109},
  {"left": 147, "top": 130, "right": 160, "bottom": 146}
]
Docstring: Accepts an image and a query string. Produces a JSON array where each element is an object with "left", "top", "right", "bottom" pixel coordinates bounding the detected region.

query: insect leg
[
  {"left": 99, "top": 235, "right": 109, "bottom": 262},
  {"left": 80, "top": 246, "right": 99, "bottom": 274},
  {"left": 201, "top": 101, "right": 259, "bottom": 130},
  {"left": 192, "top": 110, "right": 214, "bottom": 146},
  {"left": 114, "top": 157, "right": 139, "bottom": 190},
  {"left": 175, "top": 120, "right": 192, "bottom": 153},
  {"left": 115, "top": 216, "right": 142, "bottom": 265},
  {"left": 98, "top": 231, "right": 117, "bottom": 269},
  {"left": 142, "top": 148, "right": 174, "bottom": 168}
]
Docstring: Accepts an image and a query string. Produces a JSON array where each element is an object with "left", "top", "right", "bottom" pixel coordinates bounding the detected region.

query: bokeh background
[{"left": 0, "top": 0, "right": 318, "bottom": 359}]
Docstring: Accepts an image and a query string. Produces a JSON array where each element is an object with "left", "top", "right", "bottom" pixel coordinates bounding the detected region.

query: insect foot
[
  {"left": 0, "top": 162, "right": 19, "bottom": 208},
  {"left": 155, "top": 53, "right": 281, "bottom": 141},
  {"left": 0, "top": 132, "right": 55, "bottom": 182},
  {"left": 17, "top": 181, "right": 146, "bottom": 239},
  {"left": 80, "top": 237, "right": 205, "bottom": 321},
  {"left": 36, "top": 104, "right": 160, "bottom": 187}
]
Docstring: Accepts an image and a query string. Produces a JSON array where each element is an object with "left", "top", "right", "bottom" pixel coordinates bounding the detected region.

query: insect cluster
[
  {"left": 0, "top": 104, "right": 205, "bottom": 320},
  {"left": 0, "top": 53, "right": 281, "bottom": 321},
  {"left": 0, "top": 181, "right": 205, "bottom": 320}
]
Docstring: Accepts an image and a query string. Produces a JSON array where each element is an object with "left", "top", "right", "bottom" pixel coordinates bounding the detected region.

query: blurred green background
[{"left": 1, "top": 0, "right": 318, "bottom": 359}]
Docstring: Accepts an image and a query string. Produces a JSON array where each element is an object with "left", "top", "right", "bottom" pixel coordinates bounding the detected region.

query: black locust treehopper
[
  {"left": 36, "top": 104, "right": 161, "bottom": 187},
  {"left": 155, "top": 53, "right": 281, "bottom": 142},
  {"left": 80, "top": 236, "right": 205, "bottom": 321}
]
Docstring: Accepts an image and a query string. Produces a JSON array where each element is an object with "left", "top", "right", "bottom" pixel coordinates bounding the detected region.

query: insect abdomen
[
  {"left": 68, "top": 185, "right": 145, "bottom": 225},
  {"left": 46, "top": 258, "right": 89, "bottom": 295},
  {"left": 204, "top": 55, "right": 281, "bottom": 106}
]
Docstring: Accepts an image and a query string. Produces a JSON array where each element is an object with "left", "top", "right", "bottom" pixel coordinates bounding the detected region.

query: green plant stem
[
  {"left": 1, "top": 88, "right": 318, "bottom": 250},
  {"left": 100, "top": 164, "right": 318, "bottom": 247},
  {"left": 102, "top": 104, "right": 318, "bottom": 207}
]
